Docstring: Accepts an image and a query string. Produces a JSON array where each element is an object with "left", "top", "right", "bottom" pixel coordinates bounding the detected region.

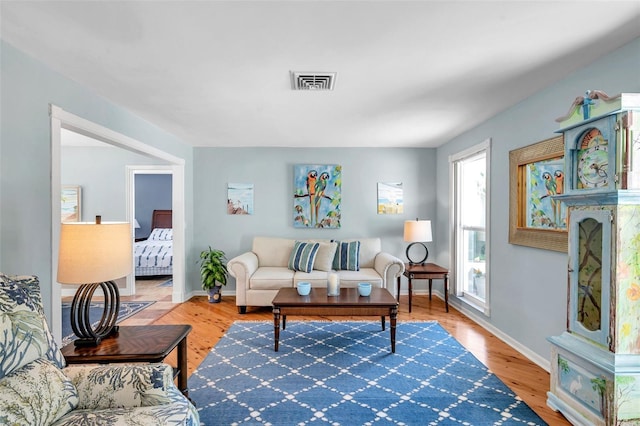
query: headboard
[{"left": 152, "top": 210, "right": 172, "bottom": 229}]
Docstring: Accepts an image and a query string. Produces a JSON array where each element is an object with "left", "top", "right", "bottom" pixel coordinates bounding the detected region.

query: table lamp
[
  {"left": 57, "top": 216, "right": 132, "bottom": 346},
  {"left": 403, "top": 218, "right": 432, "bottom": 265}
]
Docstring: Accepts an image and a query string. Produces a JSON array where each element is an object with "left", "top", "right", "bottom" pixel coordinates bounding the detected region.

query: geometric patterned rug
[
  {"left": 189, "top": 321, "right": 547, "bottom": 425},
  {"left": 61, "top": 301, "right": 155, "bottom": 347}
]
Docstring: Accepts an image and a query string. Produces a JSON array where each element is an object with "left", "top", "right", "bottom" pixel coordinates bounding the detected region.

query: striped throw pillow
[
  {"left": 288, "top": 241, "right": 320, "bottom": 273},
  {"left": 332, "top": 240, "right": 360, "bottom": 271}
]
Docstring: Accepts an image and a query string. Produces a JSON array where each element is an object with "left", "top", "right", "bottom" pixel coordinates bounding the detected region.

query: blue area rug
[
  {"left": 61, "top": 301, "right": 155, "bottom": 346},
  {"left": 189, "top": 321, "right": 546, "bottom": 425}
]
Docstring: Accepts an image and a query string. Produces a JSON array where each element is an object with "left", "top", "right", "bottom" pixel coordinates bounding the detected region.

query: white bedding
[{"left": 134, "top": 228, "right": 173, "bottom": 276}]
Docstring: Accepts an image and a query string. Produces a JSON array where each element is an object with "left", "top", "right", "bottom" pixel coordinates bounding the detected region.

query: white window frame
[{"left": 449, "top": 138, "right": 491, "bottom": 316}]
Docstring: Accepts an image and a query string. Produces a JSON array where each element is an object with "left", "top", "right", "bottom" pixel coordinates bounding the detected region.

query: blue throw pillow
[
  {"left": 332, "top": 240, "right": 360, "bottom": 271},
  {"left": 288, "top": 241, "right": 320, "bottom": 273}
]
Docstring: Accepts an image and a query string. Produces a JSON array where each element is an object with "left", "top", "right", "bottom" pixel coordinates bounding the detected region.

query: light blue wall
[
  {"left": 435, "top": 37, "right": 640, "bottom": 361},
  {"left": 193, "top": 147, "right": 436, "bottom": 269},
  {"left": 0, "top": 40, "right": 195, "bottom": 321},
  {"left": 62, "top": 146, "right": 165, "bottom": 224},
  {"left": 2, "top": 33, "right": 638, "bottom": 366}
]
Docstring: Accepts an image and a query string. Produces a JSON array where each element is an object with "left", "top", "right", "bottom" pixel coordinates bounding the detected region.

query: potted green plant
[{"left": 198, "top": 247, "right": 228, "bottom": 303}]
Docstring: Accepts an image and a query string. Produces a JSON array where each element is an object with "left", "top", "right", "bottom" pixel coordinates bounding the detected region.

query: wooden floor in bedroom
[{"left": 117, "top": 291, "right": 570, "bottom": 425}]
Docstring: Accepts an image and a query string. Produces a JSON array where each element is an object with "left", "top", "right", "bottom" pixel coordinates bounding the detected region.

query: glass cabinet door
[{"left": 568, "top": 208, "right": 612, "bottom": 348}]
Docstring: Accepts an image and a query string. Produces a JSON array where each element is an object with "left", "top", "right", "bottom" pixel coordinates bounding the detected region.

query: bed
[{"left": 134, "top": 209, "right": 173, "bottom": 276}]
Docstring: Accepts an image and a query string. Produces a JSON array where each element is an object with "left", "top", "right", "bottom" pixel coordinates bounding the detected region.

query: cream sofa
[{"left": 228, "top": 236, "right": 404, "bottom": 313}]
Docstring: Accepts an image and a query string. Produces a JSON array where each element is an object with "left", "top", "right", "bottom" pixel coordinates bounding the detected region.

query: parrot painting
[
  {"left": 306, "top": 170, "right": 317, "bottom": 225},
  {"left": 314, "top": 172, "right": 330, "bottom": 226},
  {"left": 554, "top": 170, "right": 564, "bottom": 227},
  {"left": 554, "top": 170, "right": 564, "bottom": 195},
  {"left": 542, "top": 171, "right": 562, "bottom": 227},
  {"left": 293, "top": 164, "right": 342, "bottom": 229}
]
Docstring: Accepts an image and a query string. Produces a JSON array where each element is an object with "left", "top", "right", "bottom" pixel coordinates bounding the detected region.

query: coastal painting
[
  {"left": 293, "top": 164, "right": 341, "bottom": 228},
  {"left": 377, "top": 182, "right": 403, "bottom": 214},
  {"left": 227, "top": 183, "right": 253, "bottom": 215},
  {"left": 61, "top": 185, "right": 81, "bottom": 222}
]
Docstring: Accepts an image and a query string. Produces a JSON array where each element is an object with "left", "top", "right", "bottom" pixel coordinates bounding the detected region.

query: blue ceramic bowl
[
  {"left": 296, "top": 282, "right": 311, "bottom": 296},
  {"left": 358, "top": 282, "right": 372, "bottom": 297}
]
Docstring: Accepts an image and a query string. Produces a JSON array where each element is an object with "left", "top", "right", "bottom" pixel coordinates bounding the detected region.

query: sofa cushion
[
  {"left": 293, "top": 270, "right": 330, "bottom": 286},
  {"left": 0, "top": 358, "right": 79, "bottom": 426},
  {"left": 354, "top": 238, "right": 382, "bottom": 268},
  {"left": 0, "top": 277, "right": 66, "bottom": 379},
  {"left": 332, "top": 240, "right": 361, "bottom": 271},
  {"left": 53, "top": 402, "right": 197, "bottom": 426},
  {"left": 250, "top": 267, "right": 295, "bottom": 290},
  {"left": 253, "top": 237, "right": 295, "bottom": 267},
  {"left": 337, "top": 268, "right": 383, "bottom": 287},
  {"left": 67, "top": 364, "right": 172, "bottom": 410},
  {"left": 288, "top": 241, "right": 320, "bottom": 273},
  {"left": 312, "top": 241, "right": 338, "bottom": 272}
]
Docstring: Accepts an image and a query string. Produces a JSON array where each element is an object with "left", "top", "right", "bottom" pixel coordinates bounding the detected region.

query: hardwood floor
[{"left": 120, "top": 290, "right": 570, "bottom": 425}]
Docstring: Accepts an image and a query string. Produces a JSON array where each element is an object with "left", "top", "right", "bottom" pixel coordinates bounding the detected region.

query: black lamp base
[
  {"left": 406, "top": 242, "right": 429, "bottom": 265},
  {"left": 70, "top": 280, "right": 120, "bottom": 347},
  {"left": 72, "top": 326, "right": 120, "bottom": 347}
]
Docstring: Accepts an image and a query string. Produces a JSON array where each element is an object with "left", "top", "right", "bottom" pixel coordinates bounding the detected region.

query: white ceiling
[{"left": 2, "top": 1, "right": 639, "bottom": 148}]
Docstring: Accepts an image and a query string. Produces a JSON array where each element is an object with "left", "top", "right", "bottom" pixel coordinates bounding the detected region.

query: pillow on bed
[{"left": 148, "top": 228, "right": 173, "bottom": 241}]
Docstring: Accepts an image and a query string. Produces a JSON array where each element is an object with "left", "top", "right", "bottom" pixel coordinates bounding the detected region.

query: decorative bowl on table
[
  {"left": 296, "top": 282, "right": 311, "bottom": 296},
  {"left": 358, "top": 282, "right": 372, "bottom": 297}
]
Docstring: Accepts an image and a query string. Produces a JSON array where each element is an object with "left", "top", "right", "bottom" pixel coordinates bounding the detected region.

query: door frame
[
  {"left": 127, "top": 166, "right": 176, "bottom": 298},
  {"left": 50, "top": 105, "right": 186, "bottom": 343}
]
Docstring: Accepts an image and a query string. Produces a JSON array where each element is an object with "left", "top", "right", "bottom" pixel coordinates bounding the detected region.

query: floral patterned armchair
[{"left": 0, "top": 274, "right": 199, "bottom": 426}]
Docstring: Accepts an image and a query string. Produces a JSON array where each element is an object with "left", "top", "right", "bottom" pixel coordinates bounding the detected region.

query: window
[{"left": 450, "top": 139, "right": 490, "bottom": 314}]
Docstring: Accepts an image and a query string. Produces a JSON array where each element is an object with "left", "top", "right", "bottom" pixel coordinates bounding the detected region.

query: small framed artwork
[
  {"left": 227, "top": 183, "right": 254, "bottom": 215},
  {"left": 61, "top": 185, "right": 81, "bottom": 222},
  {"left": 293, "top": 164, "right": 341, "bottom": 228},
  {"left": 509, "top": 136, "right": 567, "bottom": 252},
  {"left": 377, "top": 182, "right": 403, "bottom": 214}
]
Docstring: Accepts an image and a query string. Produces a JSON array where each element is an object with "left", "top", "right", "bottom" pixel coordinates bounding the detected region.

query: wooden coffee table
[
  {"left": 61, "top": 324, "right": 192, "bottom": 397},
  {"left": 272, "top": 287, "right": 399, "bottom": 353}
]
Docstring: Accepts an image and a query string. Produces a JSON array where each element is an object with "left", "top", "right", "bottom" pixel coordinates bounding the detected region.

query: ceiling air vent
[{"left": 290, "top": 71, "right": 336, "bottom": 91}]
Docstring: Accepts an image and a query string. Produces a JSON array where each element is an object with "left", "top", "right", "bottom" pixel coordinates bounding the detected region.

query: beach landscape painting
[
  {"left": 227, "top": 183, "right": 254, "bottom": 215},
  {"left": 377, "top": 182, "right": 403, "bottom": 214},
  {"left": 61, "top": 185, "right": 81, "bottom": 222}
]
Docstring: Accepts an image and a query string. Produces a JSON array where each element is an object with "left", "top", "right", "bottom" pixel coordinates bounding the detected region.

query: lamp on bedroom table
[
  {"left": 403, "top": 218, "right": 432, "bottom": 265},
  {"left": 57, "top": 215, "right": 132, "bottom": 347}
]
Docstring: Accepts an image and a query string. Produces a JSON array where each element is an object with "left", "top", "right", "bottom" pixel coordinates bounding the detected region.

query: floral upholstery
[
  {"left": 0, "top": 358, "right": 78, "bottom": 425},
  {"left": 0, "top": 274, "right": 66, "bottom": 377},
  {"left": 0, "top": 274, "right": 199, "bottom": 426},
  {"left": 66, "top": 363, "right": 173, "bottom": 409}
]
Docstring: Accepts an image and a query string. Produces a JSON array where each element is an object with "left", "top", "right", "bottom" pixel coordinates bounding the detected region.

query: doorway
[
  {"left": 129, "top": 167, "right": 175, "bottom": 300},
  {"left": 50, "top": 105, "right": 187, "bottom": 344}
]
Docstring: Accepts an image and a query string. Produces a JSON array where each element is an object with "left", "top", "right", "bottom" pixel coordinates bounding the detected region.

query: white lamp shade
[
  {"left": 134, "top": 219, "right": 141, "bottom": 229},
  {"left": 57, "top": 221, "right": 132, "bottom": 284},
  {"left": 404, "top": 220, "right": 432, "bottom": 243}
]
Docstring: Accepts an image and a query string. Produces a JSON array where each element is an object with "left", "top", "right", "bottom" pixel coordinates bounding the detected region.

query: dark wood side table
[
  {"left": 397, "top": 262, "right": 449, "bottom": 313},
  {"left": 61, "top": 324, "right": 192, "bottom": 397}
]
